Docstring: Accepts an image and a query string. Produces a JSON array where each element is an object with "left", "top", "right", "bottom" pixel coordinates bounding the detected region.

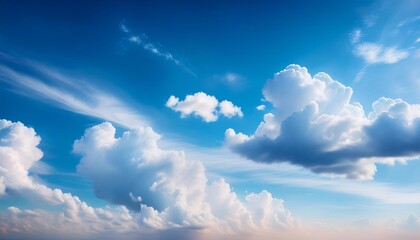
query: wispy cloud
[
  {"left": 397, "top": 15, "right": 420, "bottom": 28},
  {"left": 350, "top": 28, "right": 362, "bottom": 44},
  {"left": 354, "top": 43, "right": 409, "bottom": 64},
  {"left": 120, "top": 23, "right": 195, "bottom": 76},
  {"left": 0, "top": 56, "right": 148, "bottom": 128}
]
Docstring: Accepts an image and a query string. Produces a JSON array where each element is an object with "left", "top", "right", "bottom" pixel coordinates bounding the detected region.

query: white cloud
[
  {"left": 354, "top": 42, "right": 409, "bottom": 64},
  {"left": 166, "top": 92, "right": 243, "bottom": 122},
  {"left": 128, "top": 36, "right": 141, "bottom": 44},
  {"left": 226, "top": 64, "right": 420, "bottom": 179},
  {"left": 73, "top": 122, "right": 298, "bottom": 232},
  {"left": 0, "top": 119, "right": 301, "bottom": 238},
  {"left": 219, "top": 100, "right": 243, "bottom": 118},
  {"left": 256, "top": 105, "right": 265, "bottom": 111},
  {"left": 0, "top": 119, "right": 139, "bottom": 238},
  {"left": 397, "top": 15, "right": 420, "bottom": 28},
  {"left": 0, "top": 61, "right": 147, "bottom": 129},
  {"left": 120, "top": 24, "right": 190, "bottom": 74}
]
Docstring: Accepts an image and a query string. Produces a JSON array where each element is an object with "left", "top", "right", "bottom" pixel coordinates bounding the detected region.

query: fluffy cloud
[
  {"left": 166, "top": 92, "right": 243, "bottom": 122},
  {"left": 226, "top": 64, "right": 420, "bottom": 179},
  {"left": 354, "top": 42, "right": 409, "bottom": 64},
  {"left": 0, "top": 119, "right": 139, "bottom": 238},
  {"left": 219, "top": 100, "right": 244, "bottom": 118},
  {"left": 256, "top": 104, "right": 266, "bottom": 111},
  {"left": 73, "top": 122, "right": 298, "bottom": 231}
]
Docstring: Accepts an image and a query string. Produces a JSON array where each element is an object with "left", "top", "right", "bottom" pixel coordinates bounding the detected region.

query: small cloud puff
[
  {"left": 256, "top": 105, "right": 266, "bottom": 111},
  {"left": 166, "top": 92, "right": 243, "bottom": 122}
]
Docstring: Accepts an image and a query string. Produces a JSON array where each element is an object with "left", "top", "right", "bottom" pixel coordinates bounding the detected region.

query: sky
[{"left": 0, "top": 0, "right": 419, "bottom": 239}]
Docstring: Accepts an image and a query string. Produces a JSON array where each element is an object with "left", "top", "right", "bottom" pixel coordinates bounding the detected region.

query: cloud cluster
[
  {"left": 0, "top": 119, "right": 139, "bottom": 238},
  {"left": 226, "top": 64, "right": 420, "bottom": 179},
  {"left": 166, "top": 92, "right": 243, "bottom": 122},
  {"left": 0, "top": 119, "right": 299, "bottom": 238},
  {"left": 73, "top": 122, "right": 297, "bottom": 231}
]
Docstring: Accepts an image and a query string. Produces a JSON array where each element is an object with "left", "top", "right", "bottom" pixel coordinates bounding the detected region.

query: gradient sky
[{"left": 0, "top": 1, "right": 419, "bottom": 239}]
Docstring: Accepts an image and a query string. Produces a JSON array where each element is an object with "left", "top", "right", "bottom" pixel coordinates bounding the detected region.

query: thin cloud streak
[
  {"left": 120, "top": 23, "right": 196, "bottom": 76},
  {"left": 0, "top": 59, "right": 148, "bottom": 128}
]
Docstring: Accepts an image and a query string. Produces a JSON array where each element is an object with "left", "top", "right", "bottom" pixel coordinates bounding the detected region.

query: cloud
[
  {"left": 166, "top": 92, "right": 243, "bottom": 122},
  {"left": 354, "top": 43, "right": 409, "bottom": 64},
  {"left": 0, "top": 119, "right": 139, "bottom": 238},
  {"left": 226, "top": 64, "right": 420, "bottom": 179},
  {"left": 120, "top": 23, "right": 194, "bottom": 75},
  {"left": 219, "top": 100, "right": 244, "bottom": 118},
  {"left": 256, "top": 105, "right": 265, "bottom": 111},
  {"left": 0, "top": 119, "right": 301, "bottom": 238},
  {"left": 350, "top": 29, "right": 362, "bottom": 44},
  {"left": 73, "top": 122, "right": 298, "bottom": 231},
  {"left": 1, "top": 118, "right": 418, "bottom": 239},
  {"left": 0, "top": 58, "right": 147, "bottom": 128},
  {"left": 397, "top": 15, "right": 420, "bottom": 28}
]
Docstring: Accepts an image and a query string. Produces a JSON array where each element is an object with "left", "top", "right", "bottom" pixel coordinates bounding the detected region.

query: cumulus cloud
[
  {"left": 166, "top": 92, "right": 243, "bottom": 122},
  {"left": 0, "top": 119, "right": 299, "bottom": 238},
  {"left": 256, "top": 105, "right": 265, "bottom": 111},
  {"left": 0, "top": 119, "right": 139, "bottom": 238},
  {"left": 219, "top": 100, "right": 244, "bottom": 118},
  {"left": 73, "top": 122, "right": 298, "bottom": 232},
  {"left": 226, "top": 64, "right": 420, "bottom": 179},
  {"left": 354, "top": 42, "right": 409, "bottom": 64}
]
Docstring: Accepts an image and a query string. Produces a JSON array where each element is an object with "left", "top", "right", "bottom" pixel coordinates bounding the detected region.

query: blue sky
[{"left": 0, "top": 0, "right": 419, "bottom": 239}]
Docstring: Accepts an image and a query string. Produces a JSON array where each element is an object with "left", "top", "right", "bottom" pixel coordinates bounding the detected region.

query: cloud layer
[
  {"left": 166, "top": 92, "right": 243, "bottom": 122},
  {"left": 226, "top": 64, "right": 420, "bottom": 179}
]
